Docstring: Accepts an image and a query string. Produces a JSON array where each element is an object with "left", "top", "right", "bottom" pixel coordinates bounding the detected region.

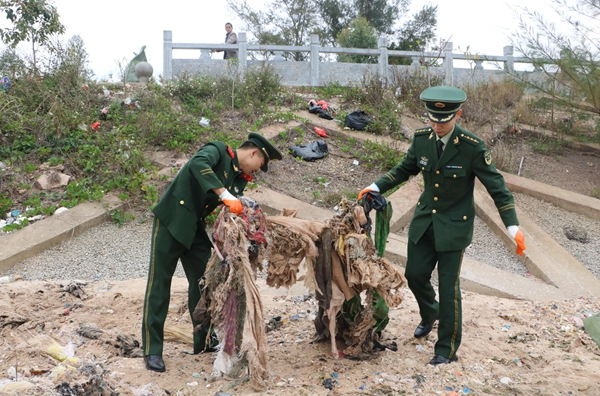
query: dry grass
[{"left": 461, "top": 79, "right": 524, "bottom": 127}]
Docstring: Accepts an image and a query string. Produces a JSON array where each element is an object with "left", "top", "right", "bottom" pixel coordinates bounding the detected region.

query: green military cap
[
  {"left": 247, "top": 132, "right": 283, "bottom": 171},
  {"left": 420, "top": 86, "right": 467, "bottom": 124}
]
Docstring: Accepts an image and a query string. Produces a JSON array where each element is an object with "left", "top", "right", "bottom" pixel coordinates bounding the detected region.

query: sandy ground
[{"left": 0, "top": 276, "right": 599, "bottom": 396}]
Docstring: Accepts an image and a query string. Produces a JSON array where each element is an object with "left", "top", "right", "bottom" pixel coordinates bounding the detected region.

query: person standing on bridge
[
  {"left": 141, "top": 133, "right": 282, "bottom": 372},
  {"left": 357, "top": 86, "right": 526, "bottom": 366},
  {"left": 212, "top": 22, "right": 238, "bottom": 60}
]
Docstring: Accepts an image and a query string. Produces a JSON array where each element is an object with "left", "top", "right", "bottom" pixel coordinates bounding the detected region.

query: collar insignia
[
  {"left": 224, "top": 171, "right": 228, "bottom": 179},
  {"left": 429, "top": 132, "right": 434, "bottom": 140},
  {"left": 454, "top": 136, "right": 459, "bottom": 144}
]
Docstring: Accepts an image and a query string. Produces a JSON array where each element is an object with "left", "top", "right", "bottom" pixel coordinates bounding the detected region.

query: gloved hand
[
  {"left": 507, "top": 225, "right": 526, "bottom": 256},
  {"left": 219, "top": 190, "right": 243, "bottom": 215},
  {"left": 358, "top": 183, "right": 380, "bottom": 201}
]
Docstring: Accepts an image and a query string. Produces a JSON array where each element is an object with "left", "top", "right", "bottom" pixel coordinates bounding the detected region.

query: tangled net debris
[{"left": 196, "top": 196, "right": 407, "bottom": 390}]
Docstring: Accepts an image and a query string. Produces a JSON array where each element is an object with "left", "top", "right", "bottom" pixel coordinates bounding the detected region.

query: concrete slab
[
  {"left": 501, "top": 171, "right": 600, "bottom": 221},
  {"left": 474, "top": 184, "right": 600, "bottom": 298},
  {"left": 0, "top": 196, "right": 122, "bottom": 273},
  {"left": 520, "top": 124, "right": 600, "bottom": 153}
]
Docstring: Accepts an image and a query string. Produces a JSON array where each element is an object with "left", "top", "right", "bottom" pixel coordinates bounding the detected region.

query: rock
[
  {"left": 563, "top": 226, "right": 588, "bottom": 243},
  {"left": 33, "top": 171, "right": 71, "bottom": 190}
]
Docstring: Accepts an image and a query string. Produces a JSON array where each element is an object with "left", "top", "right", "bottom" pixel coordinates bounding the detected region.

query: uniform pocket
[
  {"left": 443, "top": 168, "right": 466, "bottom": 179},
  {"left": 173, "top": 188, "right": 196, "bottom": 213},
  {"left": 450, "top": 208, "right": 474, "bottom": 221}
]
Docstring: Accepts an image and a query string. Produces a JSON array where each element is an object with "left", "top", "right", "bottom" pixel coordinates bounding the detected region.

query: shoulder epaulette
[
  {"left": 459, "top": 133, "right": 480, "bottom": 145},
  {"left": 414, "top": 127, "right": 432, "bottom": 135}
]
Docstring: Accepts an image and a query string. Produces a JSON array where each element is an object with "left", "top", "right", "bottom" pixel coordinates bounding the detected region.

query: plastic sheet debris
[
  {"left": 200, "top": 117, "right": 210, "bottom": 127},
  {"left": 313, "top": 126, "right": 329, "bottom": 138},
  {"left": 0, "top": 380, "right": 34, "bottom": 393},
  {"left": 345, "top": 110, "right": 372, "bottom": 130},
  {"left": 100, "top": 107, "right": 109, "bottom": 120},
  {"left": 54, "top": 207, "right": 69, "bottom": 216},
  {"left": 0, "top": 274, "right": 21, "bottom": 284},
  {"left": 583, "top": 312, "right": 600, "bottom": 348},
  {"left": 308, "top": 99, "right": 333, "bottom": 120},
  {"left": 290, "top": 140, "right": 328, "bottom": 161},
  {"left": 1, "top": 76, "right": 10, "bottom": 92}
]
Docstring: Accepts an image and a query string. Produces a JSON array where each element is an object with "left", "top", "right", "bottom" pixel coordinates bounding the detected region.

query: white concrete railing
[{"left": 163, "top": 30, "right": 537, "bottom": 87}]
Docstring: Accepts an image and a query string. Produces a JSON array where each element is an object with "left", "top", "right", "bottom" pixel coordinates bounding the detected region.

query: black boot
[{"left": 144, "top": 355, "right": 166, "bottom": 372}]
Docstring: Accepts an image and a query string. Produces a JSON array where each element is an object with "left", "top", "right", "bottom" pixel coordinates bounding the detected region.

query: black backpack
[{"left": 345, "top": 111, "right": 372, "bottom": 130}]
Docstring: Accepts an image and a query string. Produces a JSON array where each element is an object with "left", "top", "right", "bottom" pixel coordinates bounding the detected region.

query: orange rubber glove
[
  {"left": 358, "top": 183, "right": 380, "bottom": 201},
  {"left": 220, "top": 190, "right": 243, "bottom": 215},
  {"left": 508, "top": 225, "right": 526, "bottom": 256}
]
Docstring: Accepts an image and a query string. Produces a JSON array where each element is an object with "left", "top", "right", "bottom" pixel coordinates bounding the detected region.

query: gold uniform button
[
  {"left": 205, "top": 205, "right": 209, "bottom": 208},
  {"left": 435, "top": 183, "right": 439, "bottom": 188},
  {"left": 436, "top": 170, "right": 440, "bottom": 175},
  {"left": 417, "top": 201, "right": 420, "bottom": 205},
  {"left": 179, "top": 200, "right": 184, "bottom": 205},
  {"left": 453, "top": 174, "right": 457, "bottom": 178},
  {"left": 432, "top": 209, "right": 437, "bottom": 214},
  {"left": 463, "top": 215, "right": 467, "bottom": 220},
  {"left": 434, "top": 197, "right": 438, "bottom": 201},
  {"left": 422, "top": 166, "right": 425, "bottom": 170}
]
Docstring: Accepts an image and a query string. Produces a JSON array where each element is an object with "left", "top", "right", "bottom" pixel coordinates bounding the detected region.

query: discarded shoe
[
  {"left": 428, "top": 354, "right": 458, "bottom": 365},
  {"left": 144, "top": 355, "right": 166, "bottom": 372}
]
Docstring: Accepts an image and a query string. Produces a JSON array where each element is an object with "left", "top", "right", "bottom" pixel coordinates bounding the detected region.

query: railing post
[
  {"left": 200, "top": 49, "right": 211, "bottom": 61},
  {"left": 444, "top": 41, "right": 454, "bottom": 86},
  {"left": 504, "top": 45, "right": 514, "bottom": 72},
  {"left": 378, "top": 37, "right": 388, "bottom": 85},
  {"left": 163, "top": 30, "right": 173, "bottom": 80},
  {"left": 310, "top": 34, "right": 320, "bottom": 86},
  {"left": 238, "top": 32, "right": 247, "bottom": 78},
  {"left": 411, "top": 56, "right": 421, "bottom": 72}
]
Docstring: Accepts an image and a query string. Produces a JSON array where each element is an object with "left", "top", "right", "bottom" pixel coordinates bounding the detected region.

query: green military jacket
[
  {"left": 152, "top": 142, "right": 249, "bottom": 249},
  {"left": 375, "top": 124, "right": 518, "bottom": 251}
]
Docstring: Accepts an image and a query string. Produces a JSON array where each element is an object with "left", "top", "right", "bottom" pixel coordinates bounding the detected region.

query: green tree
[
  {"left": 316, "top": 0, "right": 408, "bottom": 44},
  {"left": 508, "top": 0, "right": 600, "bottom": 117},
  {"left": 314, "top": 0, "right": 354, "bottom": 46},
  {"left": 0, "top": 0, "right": 65, "bottom": 70},
  {"left": 226, "top": 0, "right": 323, "bottom": 61},
  {"left": 336, "top": 17, "right": 378, "bottom": 64},
  {"left": 388, "top": 4, "right": 438, "bottom": 65},
  {"left": 354, "top": 0, "right": 408, "bottom": 35}
]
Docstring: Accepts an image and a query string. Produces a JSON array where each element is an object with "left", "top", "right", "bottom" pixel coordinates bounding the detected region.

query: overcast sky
[{"left": 12, "top": 0, "right": 557, "bottom": 81}]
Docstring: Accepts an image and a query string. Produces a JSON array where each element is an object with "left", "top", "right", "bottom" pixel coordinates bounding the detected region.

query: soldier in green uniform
[
  {"left": 358, "top": 86, "right": 526, "bottom": 365},
  {"left": 142, "top": 132, "right": 283, "bottom": 372}
]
